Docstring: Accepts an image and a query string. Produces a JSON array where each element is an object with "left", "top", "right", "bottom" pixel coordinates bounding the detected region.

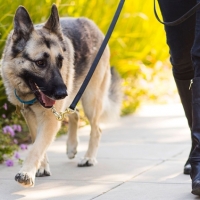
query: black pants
[{"left": 157, "top": 0, "right": 200, "bottom": 79}]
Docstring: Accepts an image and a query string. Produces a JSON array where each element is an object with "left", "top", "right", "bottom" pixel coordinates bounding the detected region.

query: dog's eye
[
  {"left": 57, "top": 55, "right": 64, "bottom": 69},
  {"left": 35, "top": 60, "right": 46, "bottom": 67}
]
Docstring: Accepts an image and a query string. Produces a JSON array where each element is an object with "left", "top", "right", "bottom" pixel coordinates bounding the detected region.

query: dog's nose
[{"left": 54, "top": 87, "right": 68, "bottom": 100}]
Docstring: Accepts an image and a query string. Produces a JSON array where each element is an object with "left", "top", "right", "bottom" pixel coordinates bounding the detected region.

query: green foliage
[
  {"left": 0, "top": 79, "right": 7, "bottom": 115},
  {"left": 0, "top": 133, "right": 18, "bottom": 163},
  {"left": 0, "top": 0, "right": 170, "bottom": 116}
]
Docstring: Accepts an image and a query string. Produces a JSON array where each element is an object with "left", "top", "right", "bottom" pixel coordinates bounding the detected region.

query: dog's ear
[
  {"left": 44, "top": 4, "right": 63, "bottom": 39},
  {"left": 12, "top": 6, "right": 34, "bottom": 52}
]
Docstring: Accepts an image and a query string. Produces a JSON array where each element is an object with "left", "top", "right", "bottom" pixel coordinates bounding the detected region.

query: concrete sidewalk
[{"left": 0, "top": 104, "right": 196, "bottom": 200}]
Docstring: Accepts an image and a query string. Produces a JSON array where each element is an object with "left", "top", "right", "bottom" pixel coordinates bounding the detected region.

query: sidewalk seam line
[{"left": 90, "top": 160, "right": 165, "bottom": 200}]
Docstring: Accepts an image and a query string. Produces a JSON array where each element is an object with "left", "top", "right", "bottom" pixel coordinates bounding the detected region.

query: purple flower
[
  {"left": 2, "top": 127, "right": 7, "bottom": 134},
  {"left": 12, "top": 125, "right": 22, "bottom": 132},
  {"left": 2, "top": 126, "right": 15, "bottom": 137},
  {"left": 3, "top": 103, "right": 7, "bottom": 110},
  {"left": 2, "top": 114, "right": 6, "bottom": 118},
  {"left": 20, "top": 144, "right": 28, "bottom": 150},
  {"left": 13, "top": 139, "right": 18, "bottom": 144},
  {"left": 14, "top": 152, "right": 20, "bottom": 159},
  {"left": 5, "top": 159, "right": 14, "bottom": 167}
]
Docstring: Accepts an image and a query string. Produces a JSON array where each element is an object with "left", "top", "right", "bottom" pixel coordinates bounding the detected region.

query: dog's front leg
[
  {"left": 15, "top": 110, "right": 61, "bottom": 187},
  {"left": 22, "top": 108, "right": 51, "bottom": 178}
]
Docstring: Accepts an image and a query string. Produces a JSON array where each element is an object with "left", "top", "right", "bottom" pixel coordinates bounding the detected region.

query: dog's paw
[
  {"left": 15, "top": 172, "right": 34, "bottom": 187},
  {"left": 67, "top": 148, "right": 77, "bottom": 159},
  {"left": 67, "top": 143, "right": 78, "bottom": 159},
  {"left": 36, "top": 158, "right": 51, "bottom": 177},
  {"left": 36, "top": 167, "right": 51, "bottom": 177},
  {"left": 77, "top": 157, "right": 97, "bottom": 167}
]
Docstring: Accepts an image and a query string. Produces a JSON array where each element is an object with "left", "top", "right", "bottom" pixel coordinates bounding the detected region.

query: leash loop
[{"left": 154, "top": 0, "right": 200, "bottom": 26}]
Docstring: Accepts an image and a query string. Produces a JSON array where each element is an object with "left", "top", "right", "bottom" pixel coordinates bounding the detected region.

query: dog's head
[{"left": 6, "top": 4, "right": 70, "bottom": 108}]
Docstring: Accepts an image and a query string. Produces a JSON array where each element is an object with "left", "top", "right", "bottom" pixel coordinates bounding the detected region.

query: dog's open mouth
[{"left": 29, "top": 80, "right": 55, "bottom": 108}]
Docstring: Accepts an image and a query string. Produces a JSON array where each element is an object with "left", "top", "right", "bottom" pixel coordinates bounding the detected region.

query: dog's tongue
[{"left": 40, "top": 92, "right": 55, "bottom": 107}]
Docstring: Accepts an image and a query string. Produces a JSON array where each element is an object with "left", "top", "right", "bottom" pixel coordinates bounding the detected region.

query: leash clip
[{"left": 51, "top": 106, "right": 75, "bottom": 121}]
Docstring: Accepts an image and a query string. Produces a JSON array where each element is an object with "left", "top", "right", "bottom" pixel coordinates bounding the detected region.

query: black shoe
[
  {"left": 184, "top": 161, "right": 191, "bottom": 175},
  {"left": 174, "top": 79, "right": 194, "bottom": 175},
  {"left": 191, "top": 159, "right": 200, "bottom": 195},
  {"left": 192, "top": 180, "right": 200, "bottom": 195},
  {"left": 190, "top": 78, "right": 200, "bottom": 196}
]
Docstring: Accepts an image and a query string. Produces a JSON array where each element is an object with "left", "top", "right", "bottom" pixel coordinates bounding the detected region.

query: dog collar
[{"left": 14, "top": 89, "right": 37, "bottom": 105}]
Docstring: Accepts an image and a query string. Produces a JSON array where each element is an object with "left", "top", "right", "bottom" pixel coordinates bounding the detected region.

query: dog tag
[{"left": 15, "top": 105, "right": 21, "bottom": 116}]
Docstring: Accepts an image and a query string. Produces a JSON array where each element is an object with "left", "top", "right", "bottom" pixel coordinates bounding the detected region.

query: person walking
[{"left": 157, "top": 0, "right": 200, "bottom": 195}]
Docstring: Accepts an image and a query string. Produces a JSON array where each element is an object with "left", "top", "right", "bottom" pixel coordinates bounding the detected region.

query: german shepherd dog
[{"left": 1, "top": 4, "right": 121, "bottom": 187}]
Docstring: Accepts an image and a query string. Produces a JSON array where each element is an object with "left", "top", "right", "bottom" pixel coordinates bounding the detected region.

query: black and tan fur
[{"left": 1, "top": 4, "right": 121, "bottom": 187}]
